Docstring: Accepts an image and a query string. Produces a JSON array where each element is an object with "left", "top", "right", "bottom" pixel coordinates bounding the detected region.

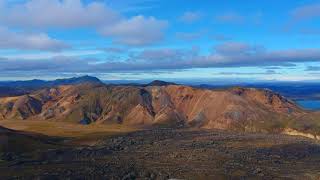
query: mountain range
[
  {"left": 0, "top": 76, "right": 319, "bottom": 139},
  {"left": 0, "top": 75, "right": 102, "bottom": 97},
  {"left": 197, "top": 82, "right": 320, "bottom": 101}
]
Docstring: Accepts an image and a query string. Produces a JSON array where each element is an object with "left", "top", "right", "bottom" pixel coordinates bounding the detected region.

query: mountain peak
[
  {"left": 146, "top": 80, "right": 176, "bottom": 87},
  {"left": 52, "top": 75, "right": 102, "bottom": 86}
]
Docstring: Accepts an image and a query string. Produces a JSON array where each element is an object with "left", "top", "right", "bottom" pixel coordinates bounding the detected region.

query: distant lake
[{"left": 296, "top": 100, "right": 320, "bottom": 110}]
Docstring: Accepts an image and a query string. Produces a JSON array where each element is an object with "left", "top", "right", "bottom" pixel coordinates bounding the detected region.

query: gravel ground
[{"left": 1, "top": 129, "right": 320, "bottom": 179}]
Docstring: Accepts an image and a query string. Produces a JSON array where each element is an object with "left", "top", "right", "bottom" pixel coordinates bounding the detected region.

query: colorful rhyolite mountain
[{"left": 0, "top": 77, "right": 319, "bottom": 138}]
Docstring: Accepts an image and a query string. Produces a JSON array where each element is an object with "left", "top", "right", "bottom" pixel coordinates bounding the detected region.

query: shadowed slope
[{"left": 0, "top": 126, "right": 58, "bottom": 156}]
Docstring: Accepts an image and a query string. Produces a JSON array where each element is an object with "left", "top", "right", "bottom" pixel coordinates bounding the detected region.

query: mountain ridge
[
  {"left": 0, "top": 75, "right": 103, "bottom": 88},
  {"left": 0, "top": 76, "right": 319, "bottom": 139},
  {"left": 0, "top": 76, "right": 103, "bottom": 97}
]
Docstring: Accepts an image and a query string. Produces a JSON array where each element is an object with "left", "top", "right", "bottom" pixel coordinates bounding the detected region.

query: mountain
[
  {"left": 145, "top": 80, "right": 176, "bottom": 87},
  {"left": 197, "top": 82, "right": 320, "bottom": 100},
  {"left": 0, "top": 75, "right": 102, "bottom": 89},
  {"left": 0, "top": 87, "right": 28, "bottom": 97},
  {"left": 49, "top": 75, "right": 102, "bottom": 86},
  {"left": 1, "top": 79, "right": 319, "bottom": 138},
  {"left": 0, "top": 76, "right": 103, "bottom": 98}
]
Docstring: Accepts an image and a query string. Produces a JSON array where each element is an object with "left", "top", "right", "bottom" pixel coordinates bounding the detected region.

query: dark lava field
[{"left": 1, "top": 128, "right": 320, "bottom": 179}]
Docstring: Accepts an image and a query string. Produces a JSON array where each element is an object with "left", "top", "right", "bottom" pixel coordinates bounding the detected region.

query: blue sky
[{"left": 0, "top": 0, "right": 320, "bottom": 82}]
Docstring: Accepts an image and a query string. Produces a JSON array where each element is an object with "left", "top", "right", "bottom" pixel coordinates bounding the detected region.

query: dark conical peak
[{"left": 146, "top": 80, "right": 176, "bottom": 87}]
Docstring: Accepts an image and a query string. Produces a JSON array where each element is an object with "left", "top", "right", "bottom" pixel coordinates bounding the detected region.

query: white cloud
[
  {"left": 2, "top": 50, "right": 102, "bottom": 60},
  {"left": 0, "top": 27, "right": 69, "bottom": 51},
  {"left": 100, "top": 16, "right": 168, "bottom": 46},
  {"left": 0, "top": 0, "right": 120, "bottom": 28},
  {"left": 0, "top": 0, "right": 168, "bottom": 46}
]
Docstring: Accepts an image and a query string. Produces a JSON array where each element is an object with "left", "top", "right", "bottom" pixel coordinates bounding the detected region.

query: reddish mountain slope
[{"left": 0, "top": 82, "right": 317, "bottom": 135}]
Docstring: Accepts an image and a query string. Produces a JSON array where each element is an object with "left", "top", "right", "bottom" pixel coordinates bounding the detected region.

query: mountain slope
[
  {"left": 0, "top": 126, "right": 57, "bottom": 156},
  {"left": 0, "top": 87, "right": 27, "bottom": 97},
  {"left": 144, "top": 80, "right": 176, "bottom": 87},
  {"left": 1, "top": 81, "right": 317, "bottom": 137}
]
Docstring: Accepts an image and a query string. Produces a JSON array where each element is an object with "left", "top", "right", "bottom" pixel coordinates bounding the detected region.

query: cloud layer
[
  {"left": 0, "top": 1, "right": 319, "bottom": 80},
  {"left": 1, "top": 42, "right": 320, "bottom": 73},
  {"left": 0, "top": 27, "right": 69, "bottom": 51},
  {"left": 100, "top": 16, "right": 168, "bottom": 46},
  {"left": 0, "top": 0, "right": 119, "bottom": 28},
  {"left": 0, "top": 0, "right": 168, "bottom": 46}
]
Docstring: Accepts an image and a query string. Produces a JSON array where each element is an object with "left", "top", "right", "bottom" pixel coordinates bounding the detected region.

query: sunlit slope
[{"left": 0, "top": 82, "right": 319, "bottom": 137}]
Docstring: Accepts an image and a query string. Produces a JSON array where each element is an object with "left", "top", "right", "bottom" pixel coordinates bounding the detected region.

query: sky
[{"left": 0, "top": 0, "right": 320, "bottom": 82}]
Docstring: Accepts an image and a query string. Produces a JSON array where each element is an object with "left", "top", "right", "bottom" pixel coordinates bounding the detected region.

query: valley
[
  {"left": 2, "top": 0, "right": 320, "bottom": 179},
  {"left": 0, "top": 76, "right": 320, "bottom": 179}
]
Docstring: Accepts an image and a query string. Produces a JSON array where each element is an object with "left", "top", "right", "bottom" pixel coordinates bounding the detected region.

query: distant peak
[
  {"left": 146, "top": 80, "right": 176, "bottom": 87},
  {"left": 52, "top": 76, "right": 103, "bottom": 86}
]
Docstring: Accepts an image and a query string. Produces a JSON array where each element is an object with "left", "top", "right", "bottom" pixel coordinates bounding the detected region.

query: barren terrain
[
  {"left": 0, "top": 122, "right": 320, "bottom": 179},
  {"left": 0, "top": 78, "right": 320, "bottom": 179}
]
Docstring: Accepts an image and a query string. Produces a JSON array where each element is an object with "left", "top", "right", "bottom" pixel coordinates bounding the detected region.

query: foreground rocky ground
[{"left": 1, "top": 128, "right": 320, "bottom": 179}]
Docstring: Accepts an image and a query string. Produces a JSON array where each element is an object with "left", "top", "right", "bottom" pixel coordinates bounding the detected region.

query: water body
[{"left": 296, "top": 100, "right": 320, "bottom": 111}]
